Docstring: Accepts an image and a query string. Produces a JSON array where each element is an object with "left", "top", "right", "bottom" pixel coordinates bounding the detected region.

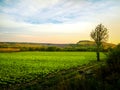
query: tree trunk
[
  {"left": 97, "top": 51, "right": 100, "bottom": 61},
  {"left": 97, "top": 46, "right": 100, "bottom": 61}
]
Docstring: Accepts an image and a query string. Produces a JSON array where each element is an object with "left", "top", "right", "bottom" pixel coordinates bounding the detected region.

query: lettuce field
[{"left": 0, "top": 52, "right": 105, "bottom": 86}]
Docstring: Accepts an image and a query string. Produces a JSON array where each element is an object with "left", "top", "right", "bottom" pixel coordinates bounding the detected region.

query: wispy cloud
[
  {"left": 0, "top": 0, "right": 120, "bottom": 43},
  {"left": 1, "top": 0, "right": 119, "bottom": 24}
]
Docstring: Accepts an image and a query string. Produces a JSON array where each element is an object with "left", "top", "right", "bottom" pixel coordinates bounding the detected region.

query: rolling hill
[{"left": 77, "top": 40, "right": 116, "bottom": 49}]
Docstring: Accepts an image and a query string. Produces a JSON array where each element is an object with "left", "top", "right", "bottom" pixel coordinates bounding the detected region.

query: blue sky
[{"left": 0, "top": 0, "right": 120, "bottom": 44}]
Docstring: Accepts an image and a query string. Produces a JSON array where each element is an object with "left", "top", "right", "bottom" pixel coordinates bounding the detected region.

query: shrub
[
  {"left": 96, "top": 44, "right": 120, "bottom": 90},
  {"left": 46, "top": 46, "right": 57, "bottom": 51},
  {"left": 106, "top": 44, "right": 120, "bottom": 71}
]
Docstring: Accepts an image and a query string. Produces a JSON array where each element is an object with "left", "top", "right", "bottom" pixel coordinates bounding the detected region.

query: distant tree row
[
  {"left": 0, "top": 45, "right": 114, "bottom": 52},
  {"left": 0, "top": 45, "right": 112, "bottom": 52}
]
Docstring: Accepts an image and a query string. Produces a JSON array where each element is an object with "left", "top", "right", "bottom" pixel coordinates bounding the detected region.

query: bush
[
  {"left": 46, "top": 46, "right": 59, "bottom": 51},
  {"left": 95, "top": 44, "right": 120, "bottom": 90},
  {"left": 106, "top": 44, "right": 120, "bottom": 70}
]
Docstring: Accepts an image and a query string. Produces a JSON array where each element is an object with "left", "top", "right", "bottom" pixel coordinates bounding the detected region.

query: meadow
[{"left": 0, "top": 52, "right": 106, "bottom": 86}]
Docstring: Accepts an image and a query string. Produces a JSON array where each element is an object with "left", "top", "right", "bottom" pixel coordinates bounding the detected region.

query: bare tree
[{"left": 90, "top": 24, "right": 108, "bottom": 61}]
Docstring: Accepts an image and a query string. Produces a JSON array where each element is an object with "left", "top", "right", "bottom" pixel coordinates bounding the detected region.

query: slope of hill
[{"left": 77, "top": 40, "right": 116, "bottom": 49}]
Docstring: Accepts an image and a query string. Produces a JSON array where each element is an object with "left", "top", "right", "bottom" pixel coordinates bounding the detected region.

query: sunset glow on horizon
[{"left": 0, "top": 0, "right": 120, "bottom": 44}]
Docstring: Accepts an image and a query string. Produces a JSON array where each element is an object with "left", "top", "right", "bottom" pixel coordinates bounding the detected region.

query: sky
[{"left": 0, "top": 0, "right": 120, "bottom": 44}]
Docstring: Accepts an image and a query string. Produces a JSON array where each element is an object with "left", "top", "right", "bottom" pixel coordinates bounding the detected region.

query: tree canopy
[{"left": 90, "top": 24, "right": 108, "bottom": 61}]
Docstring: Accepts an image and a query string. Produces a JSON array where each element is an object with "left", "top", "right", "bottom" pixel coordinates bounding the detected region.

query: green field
[{"left": 0, "top": 52, "right": 105, "bottom": 85}]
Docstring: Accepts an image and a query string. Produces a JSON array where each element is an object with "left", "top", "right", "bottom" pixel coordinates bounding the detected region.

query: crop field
[{"left": 0, "top": 52, "right": 105, "bottom": 85}]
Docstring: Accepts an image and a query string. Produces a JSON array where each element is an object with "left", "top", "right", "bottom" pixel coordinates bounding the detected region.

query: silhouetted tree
[{"left": 90, "top": 24, "right": 108, "bottom": 61}]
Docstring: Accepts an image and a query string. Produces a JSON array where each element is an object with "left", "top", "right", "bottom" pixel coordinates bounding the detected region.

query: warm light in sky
[{"left": 0, "top": 0, "right": 120, "bottom": 44}]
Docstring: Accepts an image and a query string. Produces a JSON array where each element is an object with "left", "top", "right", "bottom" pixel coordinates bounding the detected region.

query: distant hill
[
  {"left": 77, "top": 40, "right": 116, "bottom": 49},
  {"left": 77, "top": 40, "right": 95, "bottom": 46}
]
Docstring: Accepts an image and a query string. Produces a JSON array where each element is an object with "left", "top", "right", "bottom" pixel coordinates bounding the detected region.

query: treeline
[
  {"left": 0, "top": 45, "right": 112, "bottom": 52},
  {"left": 20, "top": 46, "right": 96, "bottom": 51},
  {"left": 0, "top": 42, "right": 115, "bottom": 52},
  {"left": 20, "top": 46, "right": 62, "bottom": 51}
]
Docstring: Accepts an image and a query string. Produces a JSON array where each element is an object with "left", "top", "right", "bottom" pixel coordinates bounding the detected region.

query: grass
[{"left": 0, "top": 52, "right": 106, "bottom": 86}]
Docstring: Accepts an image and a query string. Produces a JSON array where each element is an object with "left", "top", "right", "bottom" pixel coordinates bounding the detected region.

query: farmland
[{"left": 0, "top": 52, "right": 106, "bottom": 86}]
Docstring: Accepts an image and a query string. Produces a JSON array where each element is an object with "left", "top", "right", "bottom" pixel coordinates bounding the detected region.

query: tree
[{"left": 90, "top": 24, "right": 108, "bottom": 61}]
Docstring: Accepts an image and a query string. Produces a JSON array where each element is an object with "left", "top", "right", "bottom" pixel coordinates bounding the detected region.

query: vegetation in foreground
[
  {"left": 52, "top": 44, "right": 120, "bottom": 90},
  {"left": 0, "top": 52, "right": 106, "bottom": 89},
  {"left": 0, "top": 44, "right": 119, "bottom": 90},
  {"left": 21, "top": 44, "right": 120, "bottom": 90}
]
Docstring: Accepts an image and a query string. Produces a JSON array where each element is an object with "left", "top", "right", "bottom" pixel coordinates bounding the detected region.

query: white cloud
[
  {"left": 1, "top": 0, "right": 60, "bottom": 17},
  {"left": 0, "top": 13, "right": 94, "bottom": 34},
  {"left": 1, "top": 0, "right": 120, "bottom": 24},
  {"left": 0, "top": 0, "right": 120, "bottom": 43}
]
